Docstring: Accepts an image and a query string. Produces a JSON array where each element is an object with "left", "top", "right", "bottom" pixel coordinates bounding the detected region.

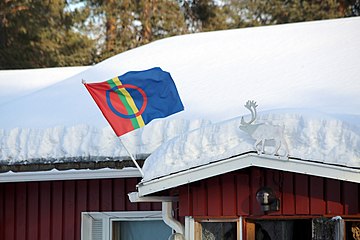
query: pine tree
[
  {"left": 346, "top": 0, "right": 360, "bottom": 16},
  {"left": 138, "top": 0, "right": 187, "bottom": 42},
  {"left": 180, "top": 0, "right": 229, "bottom": 32},
  {"left": 86, "top": 0, "right": 187, "bottom": 62},
  {"left": 181, "top": 0, "right": 359, "bottom": 31},
  {"left": 0, "top": 0, "right": 95, "bottom": 69},
  {"left": 223, "top": 0, "right": 352, "bottom": 28},
  {"left": 2, "top": 0, "right": 358, "bottom": 68}
]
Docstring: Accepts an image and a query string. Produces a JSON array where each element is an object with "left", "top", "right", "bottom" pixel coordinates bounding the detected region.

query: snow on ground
[{"left": 0, "top": 17, "right": 359, "bottom": 179}]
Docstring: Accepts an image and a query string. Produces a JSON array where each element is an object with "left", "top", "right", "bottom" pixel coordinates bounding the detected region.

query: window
[
  {"left": 245, "top": 217, "right": 358, "bottom": 240},
  {"left": 246, "top": 219, "right": 312, "bottom": 240},
  {"left": 81, "top": 211, "right": 172, "bottom": 240},
  {"left": 185, "top": 217, "right": 242, "bottom": 240},
  {"left": 200, "top": 221, "right": 237, "bottom": 239}
]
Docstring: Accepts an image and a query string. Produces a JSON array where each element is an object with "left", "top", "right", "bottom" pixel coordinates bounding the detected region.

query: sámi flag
[{"left": 84, "top": 67, "right": 184, "bottom": 136}]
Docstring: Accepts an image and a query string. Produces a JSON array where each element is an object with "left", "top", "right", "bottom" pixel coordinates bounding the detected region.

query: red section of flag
[{"left": 84, "top": 82, "right": 134, "bottom": 136}]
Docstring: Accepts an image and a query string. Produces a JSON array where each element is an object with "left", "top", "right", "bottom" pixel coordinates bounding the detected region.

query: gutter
[{"left": 0, "top": 167, "right": 142, "bottom": 183}]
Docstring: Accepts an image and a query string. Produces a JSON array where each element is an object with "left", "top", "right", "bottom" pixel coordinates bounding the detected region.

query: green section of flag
[{"left": 107, "top": 79, "right": 140, "bottom": 129}]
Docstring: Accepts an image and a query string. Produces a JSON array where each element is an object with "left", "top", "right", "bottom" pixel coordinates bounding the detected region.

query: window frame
[
  {"left": 81, "top": 211, "right": 165, "bottom": 240},
  {"left": 185, "top": 217, "right": 243, "bottom": 240}
]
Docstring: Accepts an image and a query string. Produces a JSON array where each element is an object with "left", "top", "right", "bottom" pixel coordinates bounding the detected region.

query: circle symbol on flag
[{"left": 106, "top": 84, "right": 148, "bottom": 119}]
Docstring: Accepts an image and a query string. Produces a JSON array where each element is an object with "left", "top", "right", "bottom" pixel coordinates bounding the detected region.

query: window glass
[
  {"left": 200, "top": 222, "right": 237, "bottom": 240},
  {"left": 252, "top": 219, "right": 311, "bottom": 240},
  {"left": 113, "top": 220, "right": 172, "bottom": 240}
]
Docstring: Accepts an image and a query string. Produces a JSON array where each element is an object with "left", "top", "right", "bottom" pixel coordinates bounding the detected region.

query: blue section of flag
[{"left": 119, "top": 67, "right": 184, "bottom": 124}]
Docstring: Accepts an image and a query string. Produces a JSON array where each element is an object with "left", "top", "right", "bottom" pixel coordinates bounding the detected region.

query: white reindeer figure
[{"left": 239, "top": 100, "right": 289, "bottom": 157}]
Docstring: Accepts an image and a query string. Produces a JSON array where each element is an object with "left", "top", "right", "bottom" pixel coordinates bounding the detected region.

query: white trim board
[
  {"left": 0, "top": 167, "right": 142, "bottom": 183},
  {"left": 138, "top": 154, "right": 360, "bottom": 196}
]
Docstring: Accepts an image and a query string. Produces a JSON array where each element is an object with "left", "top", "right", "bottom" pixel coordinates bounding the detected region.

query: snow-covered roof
[
  {"left": 0, "top": 66, "right": 89, "bottom": 105},
  {"left": 142, "top": 110, "right": 360, "bottom": 180},
  {"left": 0, "top": 17, "right": 359, "bottom": 182}
]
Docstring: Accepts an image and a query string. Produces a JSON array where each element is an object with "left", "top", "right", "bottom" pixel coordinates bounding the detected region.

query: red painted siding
[
  {"left": 179, "top": 185, "right": 192, "bottom": 217},
  {"left": 295, "top": 174, "right": 309, "bottom": 214},
  {"left": 0, "top": 177, "right": 160, "bottom": 240},
  {"left": 343, "top": 181, "right": 359, "bottom": 215},
  {"left": 63, "top": 181, "right": 76, "bottom": 240},
  {"left": 250, "top": 168, "right": 263, "bottom": 216},
  {"left": 192, "top": 182, "right": 207, "bottom": 216},
  {"left": 15, "top": 183, "right": 26, "bottom": 240},
  {"left": 282, "top": 171, "right": 295, "bottom": 215},
  {"left": 326, "top": 179, "right": 343, "bottom": 215},
  {"left": 222, "top": 174, "right": 236, "bottom": 216},
  {"left": 309, "top": 176, "right": 325, "bottom": 214},
  {"left": 113, "top": 179, "right": 126, "bottom": 210},
  {"left": 125, "top": 178, "right": 139, "bottom": 211},
  {"left": 207, "top": 177, "right": 222, "bottom": 216},
  {"left": 27, "top": 182, "right": 39, "bottom": 240},
  {"left": 39, "top": 182, "right": 51, "bottom": 240},
  {"left": 178, "top": 167, "right": 360, "bottom": 218},
  {"left": 75, "top": 180, "right": 87, "bottom": 240},
  {"left": 236, "top": 173, "right": 249, "bottom": 215},
  {"left": 5, "top": 183, "right": 15, "bottom": 240}
]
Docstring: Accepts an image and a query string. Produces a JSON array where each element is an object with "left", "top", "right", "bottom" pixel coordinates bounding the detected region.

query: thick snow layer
[
  {"left": 0, "top": 119, "right": 209, "bottom": 164},
  {"left": 142, "top": 111, "right": 360, "bottom": 181},
  {"left": 0, "top": 66, "right": 89, "bottom": 105},
  {"left": 0, "top": 17, "right": 359, "bottom": 176}
]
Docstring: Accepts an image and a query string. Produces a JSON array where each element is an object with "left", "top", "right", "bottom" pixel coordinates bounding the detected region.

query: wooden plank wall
[
  {"left": 178, "top": 167, "right": 360, "bottom": 218},
  {"left": 0, "top": 178, "right": 161, "bottom": 240}
]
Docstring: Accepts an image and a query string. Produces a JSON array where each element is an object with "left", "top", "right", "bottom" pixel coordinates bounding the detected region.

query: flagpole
[
  {"left": 118, "top": 137, "right": 145, "bottom": 178},
  {"left": 84, "top": 79, "right": 144, "bottom": 178}
]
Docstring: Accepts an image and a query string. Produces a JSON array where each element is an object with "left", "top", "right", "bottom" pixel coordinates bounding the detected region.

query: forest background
[{"left": 0, "top": 0, "right": 359, "bottom": 69}]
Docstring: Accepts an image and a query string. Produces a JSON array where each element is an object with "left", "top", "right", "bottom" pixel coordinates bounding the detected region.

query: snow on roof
[
  {"left": 0, "top": 66, "right": 89, "bottom": 106},
  {"left": 0, "top": 18, "right": 359, "bottom": 180},
  {"left": 142, "top": 110, "right": 360, "bottom": 182}
]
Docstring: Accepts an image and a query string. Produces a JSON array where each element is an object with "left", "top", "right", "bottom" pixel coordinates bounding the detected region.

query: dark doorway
[{"left": 253, "top": 219, "right": 312, "bottom": 240}]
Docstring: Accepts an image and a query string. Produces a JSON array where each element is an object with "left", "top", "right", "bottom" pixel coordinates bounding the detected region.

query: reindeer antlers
[
  {"left": 244, "top": 100, "right": 258, "bottom": 109},
  {"left": 241, "top": 100, "right": 258, "bottom": 125}
]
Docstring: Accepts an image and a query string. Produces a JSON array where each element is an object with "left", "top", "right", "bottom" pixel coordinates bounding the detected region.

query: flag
[{"left": 84, "top": 67, "right": 184, "bottom": 136}]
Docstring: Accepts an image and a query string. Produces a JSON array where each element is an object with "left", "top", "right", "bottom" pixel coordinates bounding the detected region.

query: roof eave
[
  {"left": 138, "top": 153, "right": 360, "bottom": 197},
  {"left": 0, "top": 167, "right": 142, "bottom": 183}
]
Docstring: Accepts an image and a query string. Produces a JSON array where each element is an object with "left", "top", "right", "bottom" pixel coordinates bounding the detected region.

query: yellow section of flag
[{"left": 112, "top": 77, "right": 145, "bottom": 127}]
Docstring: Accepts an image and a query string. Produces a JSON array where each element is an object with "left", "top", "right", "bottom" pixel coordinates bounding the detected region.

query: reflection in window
[{"left": 200, "top": 222, "right": 237, "bottom": 240}]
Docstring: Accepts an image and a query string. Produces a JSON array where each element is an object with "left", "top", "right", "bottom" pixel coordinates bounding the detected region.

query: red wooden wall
[
  {"left": 178, "top": 167, "right": 360, "bottom": 218},
  {"left": 0, "top": 178, "right": 161, "bottom": 240}
]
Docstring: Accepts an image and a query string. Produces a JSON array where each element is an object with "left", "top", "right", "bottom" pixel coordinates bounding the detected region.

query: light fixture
[{"left": 256, "top": 186, "right": 280, "bottom": 212}]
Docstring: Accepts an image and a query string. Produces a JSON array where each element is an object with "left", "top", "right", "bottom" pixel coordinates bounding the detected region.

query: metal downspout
[
  {"left": 127, "top": 192, "right": 185, "bottom": 236},
  {"left": 162, "top": 201, "right": 185, "bottom": 235}
]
